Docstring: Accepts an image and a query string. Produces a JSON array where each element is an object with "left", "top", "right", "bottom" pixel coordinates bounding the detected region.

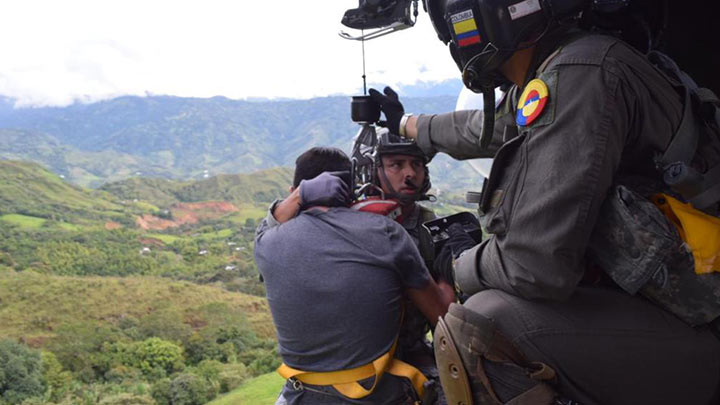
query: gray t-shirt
[{"left": 254, "top": 207, "right": 431, "bottom": 372}]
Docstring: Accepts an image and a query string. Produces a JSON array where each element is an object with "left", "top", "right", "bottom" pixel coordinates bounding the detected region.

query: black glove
[
  {"left": 433, "top": 223, "right": 477, "bottom": 285},
  {"left": 299, "top": 171, "right": 350, "bottom": 209},
  {"left": 369, "top": 86, "right": 404, "bottom": 135}
]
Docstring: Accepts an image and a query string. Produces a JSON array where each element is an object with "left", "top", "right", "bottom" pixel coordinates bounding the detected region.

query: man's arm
[
  {"left": 272, "top": 189, "right": 302, "bottom": 223},
  {"left": 255, "top": 172, "right": 349, "bottom": 238},
  {"left": 411, "top": 108, "right": 512, "bottom": 160},
  {"left": 406, "top": 279, "right": 454, "bottom": 327},
  {"left": 254, "top": 190, "right": 302, "bottom": 240},
  {"left": 373, "top": 86, "right": 515, "bottom": 159},
  {"left": 386, "top": 219, "right": 455, "bottom": 325}
]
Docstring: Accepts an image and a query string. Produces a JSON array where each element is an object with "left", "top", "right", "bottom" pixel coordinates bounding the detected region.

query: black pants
[{"left": 461, "top": 287, "right": 720, "bottom": 405}]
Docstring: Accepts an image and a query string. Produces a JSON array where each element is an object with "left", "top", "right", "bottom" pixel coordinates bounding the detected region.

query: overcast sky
[{"left": 0, "top": 0, "right": 459, "bottom": 107}]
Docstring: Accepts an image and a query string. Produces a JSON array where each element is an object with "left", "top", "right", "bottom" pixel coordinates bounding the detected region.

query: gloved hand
[
  {"left": 299, "top": 171, "right": 350, "bottom": 209},
  {"left": 369, "top": 86, "right": 404, "bottom": 135},
  {"left": 433, "top": 223, "right": 478, "bottom": 285}
]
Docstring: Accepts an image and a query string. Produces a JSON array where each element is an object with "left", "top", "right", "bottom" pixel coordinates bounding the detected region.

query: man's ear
[{"left": 289, "top": 186, "right": 295, "bottom": 193}]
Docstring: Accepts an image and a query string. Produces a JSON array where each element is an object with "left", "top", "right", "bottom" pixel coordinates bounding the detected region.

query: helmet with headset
[{"left": 425, "top": 0, "right": 588, "bottom": 91}]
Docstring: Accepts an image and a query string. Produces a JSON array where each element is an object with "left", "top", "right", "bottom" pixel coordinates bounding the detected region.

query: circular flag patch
[{"left": 516, "top": 78, "right": 549, "bottom": 126}]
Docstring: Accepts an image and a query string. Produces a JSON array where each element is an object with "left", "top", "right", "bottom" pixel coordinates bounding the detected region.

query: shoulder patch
[{"left": 516, "top": 71, "right": 557, "bottom": 128}]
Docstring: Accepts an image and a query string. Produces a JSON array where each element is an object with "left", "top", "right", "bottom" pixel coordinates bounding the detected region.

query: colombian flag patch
[
  {"left": 451, "top": 10, "right": 481, "bottom": 47},
  {"left": 516, "top": 79, "right": 549, "bottom": 126}
]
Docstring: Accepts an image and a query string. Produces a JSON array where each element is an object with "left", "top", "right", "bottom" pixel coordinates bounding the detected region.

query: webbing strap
[
  {"left": 692, "top": 182, "right": 720, "bottom": 211},
  {"left": 649, "top": 51, "right": 700, "bottom": 166},
  {"left": 649, "top": 51, "right": 720, "bottom": 212},
  {"left": 277, "top": 339, "right": 427, "bottom": 399},
  {"left": 691, "top": 164, "right": 720, "bottom": 210},
  {"left": 277, "top": 339, "right": 396, "bottom": 399},
  {"left": 696, "top": 88, "right": 720, "bottom": 106},
  {"left": 660, "top": 85, "right": 699, "bottom": 166},
  {"left": 387, "top": 358, "right": 429, "bottom": 398}
]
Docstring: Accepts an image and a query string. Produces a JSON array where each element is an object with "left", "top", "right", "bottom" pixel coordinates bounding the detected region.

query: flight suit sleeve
[
  {"left": 470, "top": 61, "right": 632, "bottom": 301},
  {"left": 414, "top": 89, "right": 516, "bottom": 159}
]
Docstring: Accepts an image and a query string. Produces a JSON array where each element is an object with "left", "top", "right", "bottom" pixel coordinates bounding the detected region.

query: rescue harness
[
  {"left": 277, "top": 305, "right": 429, "bottom": 401},
  {"left": 277, "top": 337, "right": 428, "bottom": 400}
]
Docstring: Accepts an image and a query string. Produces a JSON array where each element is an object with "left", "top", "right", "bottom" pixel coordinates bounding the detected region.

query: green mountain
[
  {"left": 0, "top": 160, "right": 129, "bottom": 225},
  {"left": 0, "top": 128, "right": 171, "bottom": 187},
  {"left": 0, "top": 95, "right": 477, "bottom": 188},
  {"left": 100, "top": 167, "right": 293, "bottom": 208},
  {"left": 0, "top": 159, "right": 285, "bottom": 404}
]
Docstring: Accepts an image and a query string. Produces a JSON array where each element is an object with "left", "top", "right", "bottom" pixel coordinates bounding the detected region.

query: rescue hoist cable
[{"left": 362, "top": 30, "right": 367, "bottom": 95}]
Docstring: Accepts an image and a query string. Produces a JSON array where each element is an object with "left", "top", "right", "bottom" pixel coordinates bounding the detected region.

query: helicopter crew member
[
  {"left": 368, "top": 0, "right": 720, "bottom": 403},
  {"left": 372, "top": 130, "right": 455, "bottom": 405}
]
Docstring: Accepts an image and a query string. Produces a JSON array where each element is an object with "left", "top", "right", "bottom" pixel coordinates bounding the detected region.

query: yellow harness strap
[
  {"left": 652, "top": 193, "right": 720, "bottom": 274},
  {"left": 277, "top": 338, "right": 427, "bottom": 399}
]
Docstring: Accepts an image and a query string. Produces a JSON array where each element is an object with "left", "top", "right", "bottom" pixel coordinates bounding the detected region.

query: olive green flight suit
[{"left": 417, "top": 32, "right": 720, "bottom": 404}]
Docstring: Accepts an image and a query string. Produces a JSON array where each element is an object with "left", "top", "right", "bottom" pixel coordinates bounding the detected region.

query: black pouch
[{"left": 588, "top": 185, "right": 720, "bottom": 326}]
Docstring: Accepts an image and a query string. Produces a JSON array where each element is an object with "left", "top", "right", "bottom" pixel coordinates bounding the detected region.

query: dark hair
[{"left": 293, "top": 147, "right": 351, "bottom": 188}]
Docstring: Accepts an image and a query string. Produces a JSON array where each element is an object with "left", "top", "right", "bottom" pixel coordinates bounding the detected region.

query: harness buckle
[{"left": 290, "top": 378, "right": 304, "bottom": 391}]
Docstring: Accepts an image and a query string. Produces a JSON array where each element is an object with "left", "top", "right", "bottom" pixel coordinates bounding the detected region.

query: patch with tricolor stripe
[
  {"left": 450, "top": 10, "right": 481, "bottom": 47},
  {"left": 516, "top": 78, "right": 549, "bottom": 126}
]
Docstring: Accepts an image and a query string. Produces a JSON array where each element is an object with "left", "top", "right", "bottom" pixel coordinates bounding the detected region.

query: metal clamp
[{"left": 290, "top": 378, "right": 304, "bottom": 391}]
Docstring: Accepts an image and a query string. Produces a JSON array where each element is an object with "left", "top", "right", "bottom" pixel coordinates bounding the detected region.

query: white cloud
[{"left": 0, "top": 0, "right": 460, "bottom": 106}]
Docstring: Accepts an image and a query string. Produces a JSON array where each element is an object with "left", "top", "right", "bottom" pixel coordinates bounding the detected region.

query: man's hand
[
  {"left": 369, "top": 86, "right": 405, "bottom": 135},
  {"left": 299, "top": 171, "right": 350, "bottom": 209},
  {"left": 433, "top": 223, "right": 478, "bottom": 285}
]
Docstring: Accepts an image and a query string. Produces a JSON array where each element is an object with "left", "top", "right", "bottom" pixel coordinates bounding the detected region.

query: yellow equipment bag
[
  {"left": 277, "top": 337, "right": 427, "bottom": 400},
  {"left": 652, "top": 193, "right": 720, "bottom": 274}
]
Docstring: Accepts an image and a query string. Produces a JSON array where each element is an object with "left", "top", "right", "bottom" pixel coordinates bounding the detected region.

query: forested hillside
[
  {"left": 0, "top": 161, "right": 288, "bottom": 404},
  {"left": 0, "top": 91, "right": 482, "bottom": 404},
  {"left": 99, "top": 167, "right": 293, "bottom": 206}
]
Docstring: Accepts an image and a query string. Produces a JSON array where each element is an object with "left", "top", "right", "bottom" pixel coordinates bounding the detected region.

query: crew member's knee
[
  {"left": 463, "top": 289, "right": 518, "bottom": 322},
  {"left": 461, "top": 289, "right": 536, "bottom": 345},
  {"left": 437, "top": 292, "right": 558, "bottom": 405}
]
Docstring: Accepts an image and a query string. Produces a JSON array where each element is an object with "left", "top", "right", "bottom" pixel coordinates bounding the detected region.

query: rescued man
[
  {"left": 264, "top": 132, "right": 456, "bottom": 404},
  {"left": 254, "top": 146, "right": 454, "bottom": 404},
  {"left": 366, "top": 0, "right": 720, "bottom": 403}
]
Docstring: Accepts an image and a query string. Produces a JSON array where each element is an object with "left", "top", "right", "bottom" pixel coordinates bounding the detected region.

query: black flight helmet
[
  {"left": 429, "top": 0, "right": 587, "bottom": 90},
  {"left": 425, "top": 0, "right": 587, "bottom": 147}
]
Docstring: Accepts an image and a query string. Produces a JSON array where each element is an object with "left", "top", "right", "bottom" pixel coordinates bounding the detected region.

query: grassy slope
[
  {"left": 0, "top": 161, "right": 283, "bottom": 236},
  {"left": 0, "top": 160, "right": 128, "bottom": 224},
  {"left": 0, "top": 272, "right": 275, "bottom": 342},
  {"left": 0, "top": 213, "right": 47, "bottom": 228},
  {"left": 177, "top": 167, "right": 292, "bottom": 204},
  {"left": 98, "top": 177, "right": 187, "bottom": 207},
  {"left": 209, "top": 372, "right": 285, "bottom": 405},
  {"left": 100, "top": 167, "right": 293, "bottom": 208}
]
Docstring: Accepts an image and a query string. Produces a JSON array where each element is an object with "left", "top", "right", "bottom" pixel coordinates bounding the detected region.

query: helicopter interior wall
[{"left": 660, "top": 1, "right": 718, "bottom": 96}]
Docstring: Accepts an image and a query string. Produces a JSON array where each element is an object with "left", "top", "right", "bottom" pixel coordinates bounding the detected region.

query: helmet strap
[{"left": 479, "top": 87, "right": 496, "bottom": 149}]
